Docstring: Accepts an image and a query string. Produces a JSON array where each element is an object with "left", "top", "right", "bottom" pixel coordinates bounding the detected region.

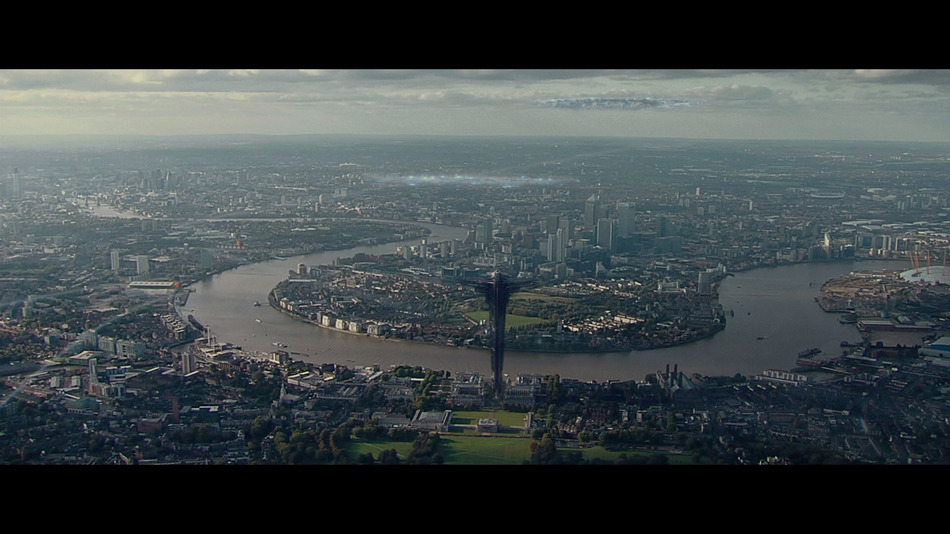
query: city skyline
[
  {"left": 3, "top": 69, "right": 950, "bottom": 143},
  {"left": 3, "top": 130, "right": 950, "bottom": 464}
]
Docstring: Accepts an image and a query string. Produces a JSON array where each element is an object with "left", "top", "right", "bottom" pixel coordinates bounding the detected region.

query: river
[{"left": 176, "top": 221, "right": 909, "bottom": 382}]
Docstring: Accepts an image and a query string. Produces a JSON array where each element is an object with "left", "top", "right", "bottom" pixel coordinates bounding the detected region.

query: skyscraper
[
  {"left": 584, "top": 193, "right": 600, "bottom": 228},
  {"left": 6, "top": 168, "right": 21, "bottom": 200},
  {"left": 476, "top": 219, "right": 493, "bottom": 245},
  {"left": 468, "top": 271, "right": 529, "bottom": 399},
  {"left": 616, "top": 201, "right": 636, "bottom": 237},
  {"left": 558, "top": 216, "right": 574, "bottom": 241},
  {"left": 546, "top": 228, "right": 566, "bottom": 263},
  {"left": 597, "top": 217, "right": 617, "bottom": 251}
]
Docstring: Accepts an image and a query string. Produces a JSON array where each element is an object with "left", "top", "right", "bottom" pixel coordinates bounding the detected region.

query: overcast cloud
[{"left": 1, "top": 69, "right": 949, "bottom": 142}]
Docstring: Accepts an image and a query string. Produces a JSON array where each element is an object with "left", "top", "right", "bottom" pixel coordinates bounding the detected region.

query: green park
[{"left": 343, "top": 409, "right": 696, "bottom": 465}]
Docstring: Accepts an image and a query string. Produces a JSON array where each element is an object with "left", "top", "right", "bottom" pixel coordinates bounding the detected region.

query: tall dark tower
[{"left": 469, "top": 271, "right": 529, "bottom": 399}]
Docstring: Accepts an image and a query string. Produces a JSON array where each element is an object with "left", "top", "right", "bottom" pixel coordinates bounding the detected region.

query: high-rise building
[
  {"left": 136, "top": 255, "right": 150, "bottom": 275},
  {"left": 597, "top": 218, "right": 617, "bottom": 251},
  {"left": 546, "top": 228, "right": 567, "bottom": 263},
  {"left": 467, "top": 271, "right": 529, "bottom": 399},
  {"left": 558, "top": 216, "right": 574, "bottom": 241},
  {"left": 584, "top": 194, "right": 601, "bottom": 228},
  {"left": 556, "top": 228, "right": 567, "bottom": 262},
  {"left": 698, "top": 271, "right": 712, "bottom": 295},
  {"left": 476, "top": 219, "right": 493, "bottom": 245},
  {"left": 616, "top": 202, "right": 636, "bottom": 237},
  {"left": 110, "top": 250, "right": 121, "bottom": 271},
  {"left": 8, "top": 168, "right": 21, "bottom": 200},
  {"left": 181, "top": 351, "right": 195, "bottom": 375}
]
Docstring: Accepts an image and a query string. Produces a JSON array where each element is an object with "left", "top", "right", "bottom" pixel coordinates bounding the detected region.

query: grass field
[
  {"left": 347, "top": 410, "right": 697, "bottom": 465},
  {"left": 348, "top": 440, "right": 416, "bottom": 461},
  {"left": 465, "top": 311, "right": 545, "bottom": 329},
  {"left": 579, "top": 446, "right": 698, "bottom": 465},
  {"left": 347, "top": 435, "right": 534, "bottom": 465},
  {"left": 451, "top": 409, "right": 530, "bottom": 427},
  {"left": 347, "top": 437, "right": 696, "bottom": 465},
  {"left": 438, "top": 435, "right": 534, "bottom": 464},
  {"left": 511, "top": 292, "right": 576, "bottom": 304}
]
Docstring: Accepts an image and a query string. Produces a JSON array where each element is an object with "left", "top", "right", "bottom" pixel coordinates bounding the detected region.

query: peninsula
[{"left": 268, "top": 251, "right": 728, "bottom": 353}]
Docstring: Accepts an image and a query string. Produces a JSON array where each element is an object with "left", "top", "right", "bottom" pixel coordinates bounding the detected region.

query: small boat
[
  {"left": 756, "top": 336, "right": 766, "bottom": 340},
  {"left": 253, "top": 301, "right": 261, "bottom": 307},
  {"left": 255, "top": 318, "right": 262, "bottom": 323}
]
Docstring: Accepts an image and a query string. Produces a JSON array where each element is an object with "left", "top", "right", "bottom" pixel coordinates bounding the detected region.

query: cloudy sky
[{"left": 2, "top": 69, "right": 950, "bottom": 143}]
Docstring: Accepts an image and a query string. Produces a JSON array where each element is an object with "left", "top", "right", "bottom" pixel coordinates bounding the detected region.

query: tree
[
  {"left": 546, "top": 374, "right": 561, "bottom": 405},
  {"left": 406, "top": 433, "right": 442, "bottom": 464},
  {"left": 529, "top": 433, "right": 561, "bottom": 465},
  {"left": 379, "top": 448, "right": 400, "bottom": 465}
]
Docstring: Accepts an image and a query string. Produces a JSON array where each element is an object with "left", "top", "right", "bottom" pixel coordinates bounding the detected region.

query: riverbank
[
  {"left": 268, "top": 278, "right": 728, "bottom": 356},
  {"left": 192, "top": 247, "right": 889, "bottom": 357},
  {"left": 266, "top": 286, "right": 490, "bottom": 355},
  {"left": 184, "top": 224, "right": 908, "bottom": 382}
]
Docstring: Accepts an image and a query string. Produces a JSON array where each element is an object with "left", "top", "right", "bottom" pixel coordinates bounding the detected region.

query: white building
[{"left": 757, "top": 369, "right": 809, "bottom": 386}]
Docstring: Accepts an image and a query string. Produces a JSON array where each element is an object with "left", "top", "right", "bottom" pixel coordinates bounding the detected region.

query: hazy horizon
[{"left": 2, "top": 69, "right": 950, "bottom": 144}]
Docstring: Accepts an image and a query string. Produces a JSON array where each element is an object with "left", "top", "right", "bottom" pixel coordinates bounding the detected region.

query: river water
[{"left": 176, "top": 222, "right": 909, "bottom": 382}]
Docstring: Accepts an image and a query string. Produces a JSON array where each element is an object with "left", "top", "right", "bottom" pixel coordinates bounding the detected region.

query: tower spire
[{"left": 466, "top": 271, "right": 532, "bottom": 400}]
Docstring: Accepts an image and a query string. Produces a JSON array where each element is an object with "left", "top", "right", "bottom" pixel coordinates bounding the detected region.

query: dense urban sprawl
[{"left": 3, "top": 135, "right": 950, "bottom": 464}]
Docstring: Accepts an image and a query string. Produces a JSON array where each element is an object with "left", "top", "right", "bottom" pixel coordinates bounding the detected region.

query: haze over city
[
  {"left": 4, "top": 68, "right": 950, "bottom": 467},
  {"left": 3, "top": 69, "right": 950, "bottom": 142}
]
